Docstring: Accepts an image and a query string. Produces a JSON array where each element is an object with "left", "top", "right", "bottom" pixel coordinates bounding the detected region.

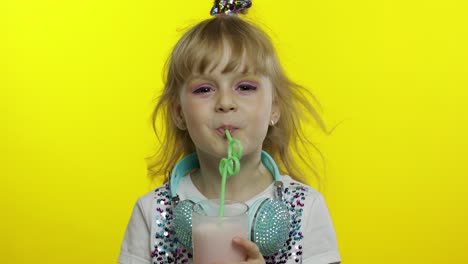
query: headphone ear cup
[
  {"left": 173, "top": 200, "right": 195, "bottom": 250},
  {"left": 248, "top": 198, "right": 267, "bottom": 238},
  {"left": 250, "top": 199, "right": 290, "bottom": 256}
]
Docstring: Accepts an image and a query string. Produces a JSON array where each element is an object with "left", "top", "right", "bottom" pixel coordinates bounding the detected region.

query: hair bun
[{"left": 210, "top": 0, "right": 252, "bottom": 16}]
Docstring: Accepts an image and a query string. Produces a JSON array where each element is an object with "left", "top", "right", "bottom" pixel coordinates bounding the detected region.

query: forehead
[{"left": 191, "top": 40, "right": 265, "bottom": 76}]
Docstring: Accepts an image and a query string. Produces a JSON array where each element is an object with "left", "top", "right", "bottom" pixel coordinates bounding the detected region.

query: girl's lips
[{"left": 217, "top": 127, "right": 238, "bottom": 137}]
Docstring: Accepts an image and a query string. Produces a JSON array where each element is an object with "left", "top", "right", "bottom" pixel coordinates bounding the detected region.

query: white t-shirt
[{"left": 118, "top": 175, "right": 341, "bottom": 264}]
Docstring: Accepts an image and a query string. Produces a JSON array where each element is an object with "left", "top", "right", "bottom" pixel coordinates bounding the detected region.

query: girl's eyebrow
[
  {"left": 187, "top": 72, "right": 261, "bottom": 82},
  {"left": 186, "top": 74, "right": 212, "bottom": 81}
]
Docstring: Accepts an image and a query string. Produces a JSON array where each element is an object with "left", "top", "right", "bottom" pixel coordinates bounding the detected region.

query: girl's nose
[{"left": 215, "top": 90, "right": 237, "bottom": 112}]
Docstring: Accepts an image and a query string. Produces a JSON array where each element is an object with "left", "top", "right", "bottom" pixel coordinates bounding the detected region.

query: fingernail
[{"left": 233, "top": 237, "right": 241, "bottom": 242}]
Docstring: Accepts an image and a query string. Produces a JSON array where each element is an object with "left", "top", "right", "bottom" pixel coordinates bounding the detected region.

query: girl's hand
[{"left": 213, "top": 237, "right": 265, "bottom": 264}]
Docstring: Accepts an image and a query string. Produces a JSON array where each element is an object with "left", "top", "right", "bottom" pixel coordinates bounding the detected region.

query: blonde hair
[{"left": 147, "top": 15, "right": 330, "bottom": 186}]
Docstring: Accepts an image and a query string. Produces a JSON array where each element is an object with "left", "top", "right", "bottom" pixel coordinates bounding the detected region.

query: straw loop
[{"left": 219, "top": 156, "right": 240, "bottom": 177}]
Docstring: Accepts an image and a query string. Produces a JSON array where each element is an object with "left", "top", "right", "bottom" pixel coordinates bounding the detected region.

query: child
[{"left": 118, "top": 1, "right": 341, "bottom": 263}]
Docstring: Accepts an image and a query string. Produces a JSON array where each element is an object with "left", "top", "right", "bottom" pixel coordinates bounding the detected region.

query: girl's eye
[
  {"left": 193, "top": 86, "right": 213, "bottom": 94},
  {"left": 237, "top": 83, "right": 257, "bottom": 91}
]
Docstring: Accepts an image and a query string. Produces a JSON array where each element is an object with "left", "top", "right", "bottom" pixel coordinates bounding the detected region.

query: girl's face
[{"left": 175, "top": 55, "right": 279, "bottom": 159}]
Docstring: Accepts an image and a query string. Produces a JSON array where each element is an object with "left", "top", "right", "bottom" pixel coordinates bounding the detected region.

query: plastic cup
[{"left": 192, "top": 199, "right": 249, "bottom": 264}]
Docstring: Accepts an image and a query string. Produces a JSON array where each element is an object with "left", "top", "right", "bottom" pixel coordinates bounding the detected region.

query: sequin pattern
[
  {"left": 263, "top": 182, "right": 308, "bottom": 263},
  {"left": 210, "top": 0, "right": 252, "bottom": 16},
  {"left": 152, "top": 182, "right": 310, "bottom": 263},
  {"left": 152, "top": 184, "right": 192, "bottom": 263}
]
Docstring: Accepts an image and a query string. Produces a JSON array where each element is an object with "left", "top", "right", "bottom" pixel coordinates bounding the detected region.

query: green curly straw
[{"left": 218, "top": 129, "right": 243, "bottom": 217}]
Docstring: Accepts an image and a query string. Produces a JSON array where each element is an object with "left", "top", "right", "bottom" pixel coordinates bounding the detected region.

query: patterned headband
[{"left": 210, "top": 0, "right": 252, "bottom": 16}]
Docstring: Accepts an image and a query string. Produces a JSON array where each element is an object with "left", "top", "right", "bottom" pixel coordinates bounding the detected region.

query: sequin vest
[{"left": 151, "top": 182, "right": 308, "bottom": 264}]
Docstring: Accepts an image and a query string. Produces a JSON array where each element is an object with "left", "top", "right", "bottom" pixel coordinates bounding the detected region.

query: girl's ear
[
  {"left": 270, "top": 98, "right": 281, "bottom": 126},
  {"left": 171, "top": 102, "right": 187, "bottom": 130}
]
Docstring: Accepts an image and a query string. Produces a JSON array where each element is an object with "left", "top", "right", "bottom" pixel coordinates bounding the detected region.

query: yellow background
[{"left": 2, "top": 0, "right": 467, "bottom": 263}]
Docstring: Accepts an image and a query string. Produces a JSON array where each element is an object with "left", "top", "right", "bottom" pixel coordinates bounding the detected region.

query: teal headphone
[{"left": 170, "top": 150, "right": 290, "bottom": 256}]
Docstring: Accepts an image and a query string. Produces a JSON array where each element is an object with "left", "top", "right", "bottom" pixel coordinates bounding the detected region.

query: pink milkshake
[{"left": 192, "top": 199, "right": 249, "bottom": 264}]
